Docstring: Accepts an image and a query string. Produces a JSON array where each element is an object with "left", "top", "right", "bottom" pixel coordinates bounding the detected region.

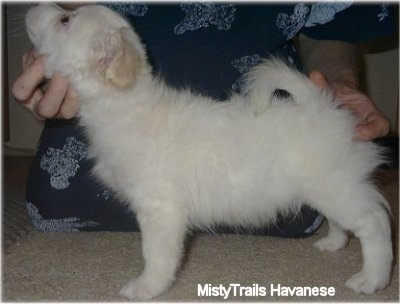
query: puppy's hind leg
[
  {"left": 119, "top": 200, "right": 187, "bottom": 300},
  {"left": 314, "top": 220, "right": 348, "bottom": 252},
  {"left": 310, "top": 183, "right": 392, "bottom": 294}
]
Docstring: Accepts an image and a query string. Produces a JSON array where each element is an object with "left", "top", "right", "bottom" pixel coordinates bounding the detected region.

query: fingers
[
  {"left": 23, "top": 89, "right": 46, "bottom": 120},
  {"left": 336, "top": 92, "right": 390, "bottom": 140},
  {"left": 36, "top": 72, "right": 69, "bottom": 118},
  {"left": 22, "top": 49, "right": 40, "bottom": 70},
  {"left": 309, "top": 71, "right": 330, "bottom": 90},
  {"left": 57, "top": 87, "right": 80, "bottom": 119},
  {"left": 339, "top": 96, "right": 390, "bottom": 141},
  {"left": 12, "top": 55, "right": 45, "bottom": 103},
  {"left": 308, "top": 70, "right": 390, "bottom": 141},
  {"left": 355, "top": 112, "right": 390, "bottom": 141},
  {"left": 12, "top": 49, "right": 79, "bottom": 120}
]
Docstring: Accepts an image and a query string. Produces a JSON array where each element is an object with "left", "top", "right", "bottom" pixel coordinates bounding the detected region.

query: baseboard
[{"left": 3, "top": 144, "right": 36, "bottom": 156}]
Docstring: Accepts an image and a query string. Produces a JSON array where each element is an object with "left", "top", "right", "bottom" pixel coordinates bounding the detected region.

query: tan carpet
[
  {"left": 2, "top": 227, "right": 399, "bottom": 302},
  {"left": 2, "top": 156, "right": 34, "bottom": 252},
  {"left": 2, "top": 157, "right": 399, "bottom": 302}
]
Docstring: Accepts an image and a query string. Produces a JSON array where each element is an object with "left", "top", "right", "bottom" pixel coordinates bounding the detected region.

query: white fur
[{"left": 26, "top": 4, "right": 393, "bottom": 300}]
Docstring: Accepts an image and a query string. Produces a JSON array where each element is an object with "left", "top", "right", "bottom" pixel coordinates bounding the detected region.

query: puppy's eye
[{"left": 60, "top": 14, "right": 70, "bottom": 26}]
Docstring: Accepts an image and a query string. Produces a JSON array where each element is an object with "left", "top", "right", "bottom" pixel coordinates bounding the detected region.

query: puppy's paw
[
  {"left": 313, "top": 234, "right": 348, "bottom": 252},
  {"left": 119, "top": 275, "right": 168, "bottom": 300},
  {"left": 345, "top": 270, "right": 390, "bottom": 294}
]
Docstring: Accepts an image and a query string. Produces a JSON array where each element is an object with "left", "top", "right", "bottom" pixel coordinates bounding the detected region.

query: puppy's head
[{"left": 26, "top": 4, "right": 149, "bottom": 95}]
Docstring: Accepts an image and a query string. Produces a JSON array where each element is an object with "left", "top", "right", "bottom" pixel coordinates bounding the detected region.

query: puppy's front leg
[{"left": 120, "top": 203, "right": 187, "bottom": 300}]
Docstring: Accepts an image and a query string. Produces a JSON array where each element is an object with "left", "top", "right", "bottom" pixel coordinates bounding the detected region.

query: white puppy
[{"left": 26, "top": 4, "right": 392, "bottom": 300}]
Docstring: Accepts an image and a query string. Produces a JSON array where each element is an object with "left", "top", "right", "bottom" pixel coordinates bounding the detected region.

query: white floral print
[
  {"left": 40, "top": 137, "right": 87, "bottom": 190},
  {"left": 231, "top": 54, "right": 262, "bottom": 93},
  {"left": 174, "top": 3, "right": 236, "bottom": 35},
  {"left": 26, "top": 202, "right": 99, "bottom": 232},
  {"left": 304, "top": 214, "right": 325, "bottom": 234},
  {"left": 276, "top": 3, "right": 310, "bottom": 39},
  {"left": 305, "top": 2, "right": 353, "bottom": 27},
  {"left": 378, "top": 4, "right": 389, "bottom": 22},
  {"left": 105, "top": 2, "right": 148, "bottom": 17},
  {"left": 97, "top": 189, "right": 112, "bottom": 201}
]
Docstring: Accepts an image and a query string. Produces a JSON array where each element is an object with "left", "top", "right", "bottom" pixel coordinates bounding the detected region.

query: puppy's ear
[{"left": 94, "top": 28, "right": 143, "bottom": 88}]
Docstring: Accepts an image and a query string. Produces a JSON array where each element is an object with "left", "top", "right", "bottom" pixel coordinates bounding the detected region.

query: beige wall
[
  {"left": 5, "top": 4, "right": 44, "bottom": 153},
  {"left": 4, "top": 4, "right": 399, "bottom": 154},
  {"left": 365, "top": 49, "right": 399, "bottom": 133}
]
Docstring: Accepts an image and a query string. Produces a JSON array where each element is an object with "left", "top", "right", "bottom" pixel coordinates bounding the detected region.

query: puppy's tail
[{"left": 244, "top": 58, "right": 331, "bottom": 116}]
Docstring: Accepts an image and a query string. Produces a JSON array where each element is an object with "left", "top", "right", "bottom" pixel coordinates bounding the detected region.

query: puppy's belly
[
  {"left": 182, "top": 172, "right": 301, "bottom": 228},
  {"left": 93, "top": 146, "right": 300, "bottom": 229}
]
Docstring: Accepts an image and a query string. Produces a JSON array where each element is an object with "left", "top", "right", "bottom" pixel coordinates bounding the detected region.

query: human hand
[
  {"left": 11, "top": 48, "right": 79, "bottom": 120},
  {"left": 309, "top": 71, "right": 389, "bottom": 141}
]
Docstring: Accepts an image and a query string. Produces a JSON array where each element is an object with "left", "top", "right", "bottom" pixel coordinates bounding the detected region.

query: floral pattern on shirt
[
  {"left": 40, "top": 137, "right": 87, "bottom": 190},
  {"left": 378, "top": 4, "right": 390, "bottom": 22},
  {"left": 276, "top": 3, "right": 310, "bottom": 40},
  {"left": 305, "top": 2, "right": 353, "bottom": 27},
  {"left": 105, "top": 2, "right": 148, "bottom": 17},
  {"left": 27, "top": 202, "right": 99, "bottom": 232},
  {"left": 231, "top": 54, "right": 262, "bottom": 93},
  {"left": 174, "top": 3, "right": 236, "bottom": 34}
]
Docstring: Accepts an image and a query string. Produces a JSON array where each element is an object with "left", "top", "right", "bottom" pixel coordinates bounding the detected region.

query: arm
[{"left": 297, "top": 33, "right": 390, "bottom": 141}]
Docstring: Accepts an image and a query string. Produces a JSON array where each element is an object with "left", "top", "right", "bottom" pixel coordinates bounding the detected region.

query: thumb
[{"left": 309, "top": 71, "right": 329, "bottom": 90}]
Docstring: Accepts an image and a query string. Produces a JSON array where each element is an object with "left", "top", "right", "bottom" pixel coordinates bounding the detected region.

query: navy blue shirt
[{"left": 104, "top": 3, "right": 395, "bottom": 99}]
